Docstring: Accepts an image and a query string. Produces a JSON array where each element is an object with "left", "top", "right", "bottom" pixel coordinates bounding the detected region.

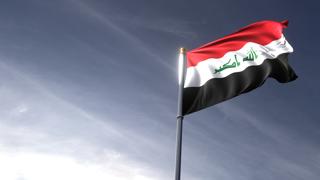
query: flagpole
[{"left": 175, "top": 47, "right": 186, "bottom": 180}]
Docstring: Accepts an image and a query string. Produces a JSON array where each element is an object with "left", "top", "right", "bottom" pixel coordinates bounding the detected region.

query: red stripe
[{"left": 186, "top": 20, "right": 289, "bottom": 67}]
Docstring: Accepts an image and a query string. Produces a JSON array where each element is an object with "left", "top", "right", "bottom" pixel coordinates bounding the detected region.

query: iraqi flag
[{"left": 182, "top": 20, "right": 297, "bottom": 115}]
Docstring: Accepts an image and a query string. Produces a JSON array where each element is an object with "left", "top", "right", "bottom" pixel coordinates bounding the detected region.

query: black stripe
[{"left": 182, "top": 53, "right": 297, "bottom": 115}]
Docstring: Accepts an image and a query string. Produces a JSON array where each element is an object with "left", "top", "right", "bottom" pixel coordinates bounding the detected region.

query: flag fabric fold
[{"left": 182, "top": 20, "right": 297, "bottom": 115}]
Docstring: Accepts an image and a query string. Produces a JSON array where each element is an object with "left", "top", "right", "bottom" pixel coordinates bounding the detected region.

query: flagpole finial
[{"left": 180, "top": 47, "right": 186, "bottom": 54}]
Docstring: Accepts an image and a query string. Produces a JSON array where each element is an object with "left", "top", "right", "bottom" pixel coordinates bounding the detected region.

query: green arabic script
[
  {"left": 243, "top": 48, "right": 258, "bottom": 61},
  {"left": 214, "top": 55, "right": 240, "bottom": 74},
  {"left": 213, "top": 48, "right": 259, "bottom": 74}
]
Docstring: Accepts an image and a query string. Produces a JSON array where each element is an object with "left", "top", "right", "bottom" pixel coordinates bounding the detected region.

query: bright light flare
[
  {"left": 178, "top": 48, "right": 186, "bottom": 85},
  {"left": 0, "top": 151, "right": 156, "bottom": 180}
]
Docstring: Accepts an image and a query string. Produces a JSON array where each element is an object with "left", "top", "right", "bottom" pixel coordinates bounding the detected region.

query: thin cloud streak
[
  {"left": 0, "top": 60, "right": 121, "bottom": 137},
  {"left": 70, "top": 0, "right": 174, "bottom": 72},
  {"left": 108, "top": 14, "right": 199, "bottom": 39}
]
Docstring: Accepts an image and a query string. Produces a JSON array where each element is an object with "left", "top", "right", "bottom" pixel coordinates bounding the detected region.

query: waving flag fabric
[{"left": 183, "top": 20, "right": 297, "bottom": 115}]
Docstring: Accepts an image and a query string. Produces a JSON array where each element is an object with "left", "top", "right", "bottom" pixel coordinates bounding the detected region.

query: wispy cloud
[
  {"left": 109, "top": 14, "right": 199, "bottom": 39},
  {"left": 0, "top": 147, "right": 158, "bottom": 180},
  {"left": 0, "top": 60, "right": 171, "bottom": 179},
  {"left": 69, "top": 0, "right": 175, "bottom": 72}
]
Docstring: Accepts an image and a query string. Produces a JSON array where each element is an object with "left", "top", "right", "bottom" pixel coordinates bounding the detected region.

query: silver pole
[{"left": 175, "top": 47, "right": 186, "bottom": 180}]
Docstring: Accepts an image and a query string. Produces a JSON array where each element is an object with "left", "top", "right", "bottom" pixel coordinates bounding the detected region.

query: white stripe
[{"left": 184, "top": 35, "right": 293, "bottom": 88}]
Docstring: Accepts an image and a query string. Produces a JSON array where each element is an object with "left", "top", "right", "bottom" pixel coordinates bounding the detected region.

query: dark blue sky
[{"left": 0, "top": 0, "right": 319, "bottom": 179}]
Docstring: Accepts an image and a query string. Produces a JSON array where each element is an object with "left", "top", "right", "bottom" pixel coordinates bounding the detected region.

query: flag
[{"left": 182, "top": 20, "right": 297, "bottom": 115}]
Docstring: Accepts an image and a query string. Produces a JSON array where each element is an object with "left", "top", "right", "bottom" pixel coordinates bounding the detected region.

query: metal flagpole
[{"left": 175, "top": 47, "right": 186, "bottom": 180}]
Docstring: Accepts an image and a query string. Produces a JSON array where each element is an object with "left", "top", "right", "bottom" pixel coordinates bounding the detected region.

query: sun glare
[{"left": 0, "top": 151, "right": 154, "bottom": 180}]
